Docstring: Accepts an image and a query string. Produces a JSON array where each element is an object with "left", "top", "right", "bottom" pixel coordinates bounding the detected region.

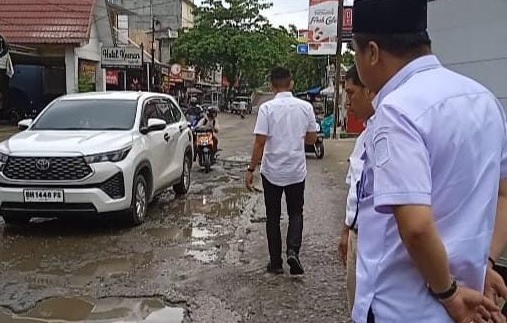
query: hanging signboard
[
  {"left": 307, "top": 0, "right": 354, "bottom": 55},
  {"left": 101, "top": 46, "right": 142, "bottom": 69}
]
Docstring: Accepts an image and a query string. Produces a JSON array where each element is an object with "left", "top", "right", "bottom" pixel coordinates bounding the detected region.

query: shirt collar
[
  {"left": 372, "top": 55, "right": 442, "bottom": 110},
  {"left": 275, "top": 91, "right": 293, "bottom": 98}
]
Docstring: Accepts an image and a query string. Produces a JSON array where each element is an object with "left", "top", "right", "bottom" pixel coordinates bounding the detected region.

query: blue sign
[{"left": 296, "top": 44, "right": 308, "bottom": 55}]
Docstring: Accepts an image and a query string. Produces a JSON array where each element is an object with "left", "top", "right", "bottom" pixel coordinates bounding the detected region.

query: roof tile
[{"left": 0, "top": 0, "right": 95, "bottom": 44}]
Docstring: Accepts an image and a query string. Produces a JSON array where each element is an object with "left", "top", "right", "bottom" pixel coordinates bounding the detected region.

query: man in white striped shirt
[{"left": 338, "top": 65, "right": 375, "bottom": 314}]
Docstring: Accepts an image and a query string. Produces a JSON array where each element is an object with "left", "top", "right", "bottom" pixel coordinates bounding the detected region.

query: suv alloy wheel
[
  {"left": 129, "top": 173, "right": 148, "bottom": 225},
  {"left": 173, "top": 155, "right": 191, "bottom": 195}
]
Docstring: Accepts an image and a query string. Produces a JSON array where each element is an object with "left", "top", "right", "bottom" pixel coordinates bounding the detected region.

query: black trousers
[
  {"left": 261, "top": 175, "right": 305, "bottom": 266},
  {"left": 367, "top": 307, "right": 375, "bottom": 323}
]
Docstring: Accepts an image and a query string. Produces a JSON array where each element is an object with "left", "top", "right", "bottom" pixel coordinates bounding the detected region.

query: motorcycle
[
  {"left": 194, "top": 126, "right": 217, "bottom": 173},
  {"left": 305, "top": 118, "right": 325, "bottom": 159}
]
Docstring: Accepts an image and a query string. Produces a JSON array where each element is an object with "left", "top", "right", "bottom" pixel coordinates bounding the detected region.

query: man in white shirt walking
[
  {"left": 338, "top": 64, "right": 375, "bottom": 313},
  {"left": 246, "top": 67, "right": 317, "bottom": 275}
]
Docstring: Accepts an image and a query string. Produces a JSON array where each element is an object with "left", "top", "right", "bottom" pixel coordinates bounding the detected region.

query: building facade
[
  {"left": 110, "top": 0, "right": 195, "bottom": 64},
  {"left": 428, "top": 0, "right": 507, "bottom": 109},
  {"left": 0, "top": 0, "right": 114, "bottom": 121}
]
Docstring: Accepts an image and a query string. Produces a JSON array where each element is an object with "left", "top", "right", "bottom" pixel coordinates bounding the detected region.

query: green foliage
[
  {"left": 342, "top": 50, "right": 355, "bottom": 68},
  {"left": 172, "top": 0, "right": 327, "bottom": 92}
]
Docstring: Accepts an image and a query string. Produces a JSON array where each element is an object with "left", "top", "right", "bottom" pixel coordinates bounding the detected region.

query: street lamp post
[
  {"left": 150, "top": 0, "right": 155, "bottom": 92},
  {"left": 332, "top": 0, "right": 345, "bottom": 139}
]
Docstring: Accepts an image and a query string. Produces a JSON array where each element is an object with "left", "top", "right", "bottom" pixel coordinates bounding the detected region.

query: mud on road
[{"left": 0, "top": 114, "right": 355, "bottom": 322}]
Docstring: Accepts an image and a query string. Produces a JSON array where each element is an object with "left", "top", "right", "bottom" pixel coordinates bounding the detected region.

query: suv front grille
[
  {"left": 3, "top": 156, "right": 92, "bottom": 181},
  {"left": 100, "top": 172, "right": 125, "bottom": 199}
]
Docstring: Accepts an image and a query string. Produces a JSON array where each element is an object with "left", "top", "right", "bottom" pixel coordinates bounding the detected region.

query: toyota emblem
[{"left": 35, "top": 158, "right": 51, "bottom": 171}]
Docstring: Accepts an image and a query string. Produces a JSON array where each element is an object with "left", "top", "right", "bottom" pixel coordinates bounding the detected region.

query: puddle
[
  {"left": 146, "top": 226, "right": 216, "bottom": 242},
  {"left": 185, "top": 248, "right": 220, "bottom": 263},
  {"left": 0, "top": 297, "right": 184, "bottom": 322},
  {"left": 169, "top": 192, "right": 251, "bottom": 218},
  {"left": 74, "top": 257, "right": 136, "bottom": 277}
]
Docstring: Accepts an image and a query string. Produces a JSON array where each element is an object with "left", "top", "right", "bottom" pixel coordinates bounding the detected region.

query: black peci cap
[{"left": 352, "top": 0, "right": 427, "bottom": 34}]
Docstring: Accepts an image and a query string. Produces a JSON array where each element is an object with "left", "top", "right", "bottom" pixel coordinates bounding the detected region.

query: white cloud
[{"left": 194, "top": 0, "right": 312, "bottom": 30}]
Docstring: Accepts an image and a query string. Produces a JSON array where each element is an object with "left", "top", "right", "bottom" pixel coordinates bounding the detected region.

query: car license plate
[{"left": 23, "top": 189, "right": 64, "bottom": 203}]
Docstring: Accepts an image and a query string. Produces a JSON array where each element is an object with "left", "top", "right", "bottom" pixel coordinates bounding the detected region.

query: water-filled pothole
[{"left": 0, "top": 296, "right": 185, "bottom": 322}]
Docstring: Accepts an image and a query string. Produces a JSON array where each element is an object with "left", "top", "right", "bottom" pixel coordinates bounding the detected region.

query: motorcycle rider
[
  {"left": 185, "top": 97, "right": 203, "bottom": 127},
  {"left": 196, "top": 106, "right": 220, "bottom": 154}
]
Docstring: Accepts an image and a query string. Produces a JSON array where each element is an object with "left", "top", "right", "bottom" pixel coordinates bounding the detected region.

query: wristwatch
[
  {"left": 247, "top": 166, "right": 255, "bottom": 173},
  {"left": 428, "top": 277, "right": 458, "bottom": 301}
]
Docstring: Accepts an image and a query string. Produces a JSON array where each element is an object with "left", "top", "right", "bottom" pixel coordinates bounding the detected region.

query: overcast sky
[{"left": 194, "top": 0, "right": 311, "bottom": 30}]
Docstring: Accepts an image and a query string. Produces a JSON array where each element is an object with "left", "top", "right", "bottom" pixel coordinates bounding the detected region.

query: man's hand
[
  {"left": 245, "top": 171, "right": 254, "bottom": 192},
  {"left": 484, "top": 265, "right": 507, "bottom": 306},
  {"left": 338, "top": 226, "right": 349, "bottom": 266},
  {"left": 441, "top": 286, "right": 504, "bottom": 323}
]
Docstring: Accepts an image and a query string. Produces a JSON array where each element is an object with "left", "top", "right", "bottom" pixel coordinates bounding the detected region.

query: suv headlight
[{"left": 84, "top": 147, "right": 132, "bottom": 164}]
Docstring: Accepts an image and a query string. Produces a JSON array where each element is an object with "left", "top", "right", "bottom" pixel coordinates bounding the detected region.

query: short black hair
[
  {"left": 270, "top": 67, "right": 292, "bottom": 88},
  {"left": 345, "top": 65, "right": 364, "bottom": 87},
  {"left": 354, "top": 31, "right": 431, "bottom": 58}
]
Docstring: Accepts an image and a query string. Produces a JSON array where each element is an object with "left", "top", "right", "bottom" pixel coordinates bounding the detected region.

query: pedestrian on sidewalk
[
  {"left": 338, "top": 64, "right": 375, "bottom": 314},
  {"left": 351, "top": 0, "right": 507, "bottom": 322},
  {"left": 246, "top": 67, "right": 317, "bottom": 275}
]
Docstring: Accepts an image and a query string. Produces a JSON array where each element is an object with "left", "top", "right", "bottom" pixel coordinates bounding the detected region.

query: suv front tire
[
  {"left": 173, "top": 154, "right": 191, "bottom": 195},
  {"left": 128, "top": 173, "right": 149, "bottom": 225}
]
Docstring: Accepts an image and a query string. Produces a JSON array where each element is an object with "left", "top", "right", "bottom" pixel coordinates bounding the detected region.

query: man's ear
[
  {"left": 368, "top": 41, "right": 380, "bottom": 67},
  {"left": 290, "top": 80, "right": 295, "bottom": 89}
]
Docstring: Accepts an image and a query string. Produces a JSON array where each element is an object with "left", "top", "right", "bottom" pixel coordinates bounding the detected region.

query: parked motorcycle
[
  {"left": 194, "top": 126, "right": 217, "bottom": 173},
  {"left": 305, "top": 118, "right": 325, "bottom": 159}
]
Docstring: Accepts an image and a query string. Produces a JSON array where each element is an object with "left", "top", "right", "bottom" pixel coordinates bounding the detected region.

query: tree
[
  {"left": 172, "top": 0, "right": 274, "bottom": 92},
  {"left": 342, "top": 50, "right": 355, "bottom": 68},
  {"left": 172, "top": 0, "right": 329, "bottom": 94}
]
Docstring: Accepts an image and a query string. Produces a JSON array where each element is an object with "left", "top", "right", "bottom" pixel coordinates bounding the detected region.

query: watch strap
[{"left": 428, "top": 277, "right": 458, "bottom": 301}]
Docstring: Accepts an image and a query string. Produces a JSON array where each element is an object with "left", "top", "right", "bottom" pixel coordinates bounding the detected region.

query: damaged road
[{"left": 0, "top": 113, "right": 355, "bottom": 322}]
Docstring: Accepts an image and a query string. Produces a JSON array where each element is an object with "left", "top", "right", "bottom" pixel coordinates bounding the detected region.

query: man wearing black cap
[{"left": 351, "top": 0, "right": 507, "bottom": 322}]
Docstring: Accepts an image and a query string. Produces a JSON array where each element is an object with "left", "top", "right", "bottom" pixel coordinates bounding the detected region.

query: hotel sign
[{"left": 101, "top": 46, "right": 142, "bottom": 69}]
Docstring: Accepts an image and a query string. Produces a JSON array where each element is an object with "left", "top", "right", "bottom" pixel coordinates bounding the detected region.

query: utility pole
[
  {"left": 332, "top": 0, "right": 345, "bottom": 139},
  {"left": 150, "top": 0, "right": 155, "bottom": 92}
]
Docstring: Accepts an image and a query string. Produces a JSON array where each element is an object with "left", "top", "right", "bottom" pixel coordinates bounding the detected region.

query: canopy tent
[{"left": 307, "top": 86, "right": 321, "bottom": 95}]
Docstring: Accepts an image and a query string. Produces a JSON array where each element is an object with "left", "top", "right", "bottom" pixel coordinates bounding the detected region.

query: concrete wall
[
  {"left": 122, "top": 0, "right": 182, "bottom": 31},
  {"left": 428, "top": 0, "right": 507, "bottom": 109},
  {"left": 66, "top": 0, "right": 114, "bottom": 93},
  {"left": 181, "top": 0, "right": 195, "bottom": 29}
]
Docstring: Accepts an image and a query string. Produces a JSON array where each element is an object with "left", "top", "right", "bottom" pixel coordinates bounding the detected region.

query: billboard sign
[{"left": 307, "top": 0, "right": 353, "bottom": 55}]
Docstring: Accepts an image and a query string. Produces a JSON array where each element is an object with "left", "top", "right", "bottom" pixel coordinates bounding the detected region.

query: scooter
[
  {"left": 194, "top": 126, "right": 217, "bottom": 173},
  {"left": 305, "top": 118, "right": 325, "bottom": 159}
]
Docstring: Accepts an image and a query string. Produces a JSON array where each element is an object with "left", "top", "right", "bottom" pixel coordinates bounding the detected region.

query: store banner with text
[{"left": 307, "top": 0, "right": 354, "bottom": 55}]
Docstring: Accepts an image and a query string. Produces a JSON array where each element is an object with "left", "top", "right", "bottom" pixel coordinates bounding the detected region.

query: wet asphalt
[{"left": 0, "top": 113, "right": 356, "bottom": 322}]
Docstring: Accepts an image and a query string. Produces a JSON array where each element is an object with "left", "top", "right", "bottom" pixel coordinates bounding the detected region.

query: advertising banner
[
  {"left": 307, "top": 0, "right": 354, "bottom": 55},
  {"left": 106, "top": 70, "right": 119, "bottom": 86}
]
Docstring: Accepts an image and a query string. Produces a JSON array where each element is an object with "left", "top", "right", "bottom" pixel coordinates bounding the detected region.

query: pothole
[{"left": 0, "top": 296, "right": 185, "bottom": 322}]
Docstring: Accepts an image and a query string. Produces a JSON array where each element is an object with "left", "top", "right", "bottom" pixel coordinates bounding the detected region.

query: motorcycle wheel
[
  {"left": 204, "top": 152, "right": 211, "bottom": 173},
  {"left": 314, "top": 141, "right": 325, "bottom": 159}
]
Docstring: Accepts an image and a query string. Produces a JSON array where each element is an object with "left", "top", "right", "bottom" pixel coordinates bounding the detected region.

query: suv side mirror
[
  {"left": 140, "top": 118, "right": 166, "bottom": 134},
  {"left": 18, "top": 119, "right": 33, "bottom": 131}
]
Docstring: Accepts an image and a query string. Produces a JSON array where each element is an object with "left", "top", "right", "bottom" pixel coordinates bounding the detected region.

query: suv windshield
[{"left": 32, "top": 99, "right": 138, "bottom": 130}]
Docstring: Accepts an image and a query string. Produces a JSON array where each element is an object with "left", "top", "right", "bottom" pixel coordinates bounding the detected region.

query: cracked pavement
[{"left": 0, "top": 113, "right": 355, "bottom": 322}]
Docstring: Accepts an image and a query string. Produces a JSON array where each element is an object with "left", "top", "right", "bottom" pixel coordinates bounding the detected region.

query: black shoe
[
  {"left": 287, "top": 251, "right": 304, "bottom": 275},
  {"left": 266, "top": 261, "right": 284, "bottom": 275}
]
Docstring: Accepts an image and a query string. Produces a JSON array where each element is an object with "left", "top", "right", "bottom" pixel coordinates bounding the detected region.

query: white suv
[{"left": 0, "top": 92, "right": 193, "bottom": 226}]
